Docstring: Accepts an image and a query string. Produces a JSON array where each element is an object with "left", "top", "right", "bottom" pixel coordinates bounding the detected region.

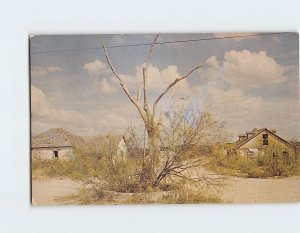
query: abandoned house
[
  {"left": 234, "top": 128, "right": 298, "bottom": 157},
  {"left": 31, "top": 128, "right": 85, "bottom": 160}
]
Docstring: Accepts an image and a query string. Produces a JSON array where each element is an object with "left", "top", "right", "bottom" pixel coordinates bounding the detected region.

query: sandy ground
[
  {"left": 32, "top": 176, "right": 300, "bottom": 205},
  {"left": 32, "top": 178, "right": 82, "bottom": 205},
  {"left": 221, "top": 176, "right": 300, "bottom": 203}
]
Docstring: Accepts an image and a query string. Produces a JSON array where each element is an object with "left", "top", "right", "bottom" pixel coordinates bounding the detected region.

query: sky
[{"left": 30, "top": 32, "right": 299, "bottom": 141}]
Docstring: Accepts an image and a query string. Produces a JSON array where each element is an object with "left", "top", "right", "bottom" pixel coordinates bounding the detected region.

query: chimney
[
  {"left": 270, "top": 129, "right": 276, "bottom": 134},
  {"left": 238, "top": 134, "right": 247, "bottom": 141},
  {"left": 246, "top": 131, "right": 255, "bottom": 138}
]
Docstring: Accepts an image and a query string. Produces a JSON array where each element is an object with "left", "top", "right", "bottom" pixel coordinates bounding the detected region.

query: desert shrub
[
  {"left": 74, "top": 146, "right": 144, "bottom": 193},
  {"left": 32, "top": 159, "right": 75, "bottom": 178},
  {"left": 87, "top": 156, "right": 143, "bottom": 193},
  {"left": 255, "top": 142, "right": 300, "bottom": 177},
  {"left": 208, "top": 147, "right": 256, "bottom": 177},
  {"left": 207, "top": 141, "right": 300, "bottom": 178},
  {"left": 77, "top": 135, "right": 115, "bottom": 160},
  {"left": 33, "top": 147, "right": 146, "bottom": 195},
  {"left": 246, "top": 167, "right": 270, "bottom": 178},
  {"left": 159, "top": 189, "right": 221, "bottom": 204},
  {"left": 120, "top": 193, "right": 155, "bottom": 204},
  {"left": 158, "top": 181, "right": 185, "bottom": 191}
]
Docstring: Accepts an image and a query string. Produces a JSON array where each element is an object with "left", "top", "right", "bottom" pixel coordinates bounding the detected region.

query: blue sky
[{"left": 30, "top": 33, "right": 299, "bottom": 140}]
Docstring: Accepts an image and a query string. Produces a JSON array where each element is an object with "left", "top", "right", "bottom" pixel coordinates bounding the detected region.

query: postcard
[{"left": 30, "top": 33, "right": 300, "bottom": 205}]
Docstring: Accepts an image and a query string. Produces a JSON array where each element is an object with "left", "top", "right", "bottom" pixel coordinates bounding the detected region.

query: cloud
[
  {"left": 97, "top": 114, "right": 129, "bottom": 134},
  {"left": 223, "top": 50, "right": 288, "bottom": 88},
  {"left": 83, "top": 59, "right": 108, "bottom": 77},
  {"left": 31, "top": 84, "right": 48, "bottom": 116},
  {"left": 191, "top": 50, "right": 300, "bottom": 140},
  {"left": 31, "top": 66, "right": 63, "bottom": 78},
  {"left": 82, "top": 52, "right": 299, "bottom": 139},
  {"left": 195, "top": 85, "right": 300, "bottom": 140},
  {"left": 214, "top": 33, "right": 259, "bottom": 41},
  {"left": 206, "top": 56, "right": 219, "bottom": 67},
  {"left": 117, "top": 64, "right": 192, "bottom": 98},
  {"left": 34, "top": 50, "right": 298, "bottom": 138},
  {"left": 200, "top": 50, "right": 289, "bottom": 90},
  {"left": 83, "top": 59, "right": 117, "bottom": 94},
  {"left": 31, "top": 85, "right": 86, "bottom": 135},
  {"left": 83, "top": 59, "right": 193, "bottom": 99},
  {"left": 99, "top": 78, "right": 117, "bottom": 94}
]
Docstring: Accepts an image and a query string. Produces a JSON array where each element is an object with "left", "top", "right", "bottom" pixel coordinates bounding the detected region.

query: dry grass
[
  {"left": 206, "top": 146, "right": 300, "bottom": 178},
  {"left": 57, "top": 187, "right": 221, "bottom": 205},
  {"left": 32, "top": 147, "right": 222, "bottom": 204}
]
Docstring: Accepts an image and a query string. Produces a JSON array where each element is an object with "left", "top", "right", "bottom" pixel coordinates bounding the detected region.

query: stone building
[{"left": 31, "top": 128, "right": 85, "bottom": 160}]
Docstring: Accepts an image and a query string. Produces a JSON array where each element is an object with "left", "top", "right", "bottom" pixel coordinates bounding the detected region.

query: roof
[
  {"left": 235, "top": 128, "right": 296, "bottom": 150},
  {"left": 31, "top": 128, "right": 85, "bottom": 149},
  {"left": 291, "top": 142, "right": 300, "bottom": 151},
  {"left": 235, "top": 128, "right": 265, "bottom": 148}
]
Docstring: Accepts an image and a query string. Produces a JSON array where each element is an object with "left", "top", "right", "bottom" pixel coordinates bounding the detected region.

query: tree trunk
[{"left": 140, "top": 121, "right": 160, "bottom": 188}]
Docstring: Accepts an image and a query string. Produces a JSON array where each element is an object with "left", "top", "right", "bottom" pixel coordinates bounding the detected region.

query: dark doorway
[{"left": 53, "top": 151, "right": 58, "bottom": 158}]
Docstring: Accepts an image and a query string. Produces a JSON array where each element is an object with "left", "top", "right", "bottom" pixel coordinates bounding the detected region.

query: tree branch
[
  {"left": 153, "top": 63, "right": 207, "bottom": 117},
  {"left": 143, "top": 34, "right": 159, "bottom": 113},
  {"left": 97, "top": 35, "right": 146, "bottom": 121},
  {"left": 136, "top": 84, "right": 142, "bottom": 102}
]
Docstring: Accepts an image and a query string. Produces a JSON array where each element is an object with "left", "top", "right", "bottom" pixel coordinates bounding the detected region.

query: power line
[{"left": 30, "top": 32, "right": 287, "bottom": 55}]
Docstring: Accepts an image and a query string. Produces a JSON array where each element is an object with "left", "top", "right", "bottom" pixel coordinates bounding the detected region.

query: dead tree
[{"left": 97, "top": 34, "right": 206, "bottom": 186}]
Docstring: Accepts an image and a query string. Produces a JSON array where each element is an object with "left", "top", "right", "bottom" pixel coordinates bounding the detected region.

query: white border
[{"left": 0, "top": 1, "right": 299, "bottom": 233}]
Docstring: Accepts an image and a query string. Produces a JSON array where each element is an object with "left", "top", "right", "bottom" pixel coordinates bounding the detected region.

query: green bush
[
  {"left": 209, "top": 152, "right": 256, "bottom": 176},
  {"left": 255, "top": 142, "right": 299, "bottom": 177},
  {"left": 91, "top": 156, "right": 143, "bottom": 193},
  {"left": 32, "top": 149, "right": 144, "bottom": 193},
  {"left": 208, "top": 142, "right": 300, "bottom": 178}
]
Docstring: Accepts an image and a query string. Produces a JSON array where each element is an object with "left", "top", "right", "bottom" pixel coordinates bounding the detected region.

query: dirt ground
[
  {"left": 221, "top": 176, "right": 300, "bottom": 203},
  {"left": 32, "top": 178, "right": 82, "bottom": 205},
  {"left": 31, "top": 176, "right": 300, "bottom": 205}
]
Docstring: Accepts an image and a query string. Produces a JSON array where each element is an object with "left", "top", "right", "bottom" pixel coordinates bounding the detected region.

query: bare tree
[
  {"left": 152, "top": 106, "right": 226, "bottom": 187},
  {"left": 97, "top": 34, "right": 207, "bottom": 186}
]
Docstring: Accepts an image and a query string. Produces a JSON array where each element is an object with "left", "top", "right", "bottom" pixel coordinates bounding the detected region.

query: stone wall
[{"left": 31, "top": 147, "right": 74, "bottom": 161}]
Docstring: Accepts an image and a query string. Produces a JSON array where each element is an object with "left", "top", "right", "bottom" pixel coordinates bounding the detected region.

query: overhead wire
[{"left": 30, "top": 32, "right": 287, "bottom": 55}]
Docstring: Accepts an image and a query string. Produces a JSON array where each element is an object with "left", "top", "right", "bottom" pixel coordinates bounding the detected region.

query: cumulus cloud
[
  {"left": 99, "top": 78, "right": 117, "bottom": 94},
  {"left": 192, "top": 83, "right": 299, "bottom": 140},
  {"left": 31, "top": 85, "right": 86, "bottom": 135},
  {"left": 83, "top": 59, "right": 193, "bottom": 99},
  {"left": 223, "top": 50, "right": 288, "bottom": 88},
  {"left": 117, "top": 64, "right": 192, "bottom": 98},
  {"left": 192, "top": 50, "right": 300, "bottom": 140},
  {"left": 83, "top": 59, "right": 108, "bottom": 77},
  {"left": 83, "top": 52, "right": 299, "bottom": 139},
  {"left": 31, "top": 66, "right": 63, "bottom": 78},
  {"left": 171, "top": 83, "right": 299, "bottom": 141},
  {"left": 200, "top": 50, "right": 289, "bottom": 90},
  {"left": 83, "top": 59, "right": 117, "bottom": 94},
  {"left": 36, "top": 50, "right": 298, "bottom": 138},
  {"left": 206, "top": 56, "right": 219, "bottom": 67}
]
